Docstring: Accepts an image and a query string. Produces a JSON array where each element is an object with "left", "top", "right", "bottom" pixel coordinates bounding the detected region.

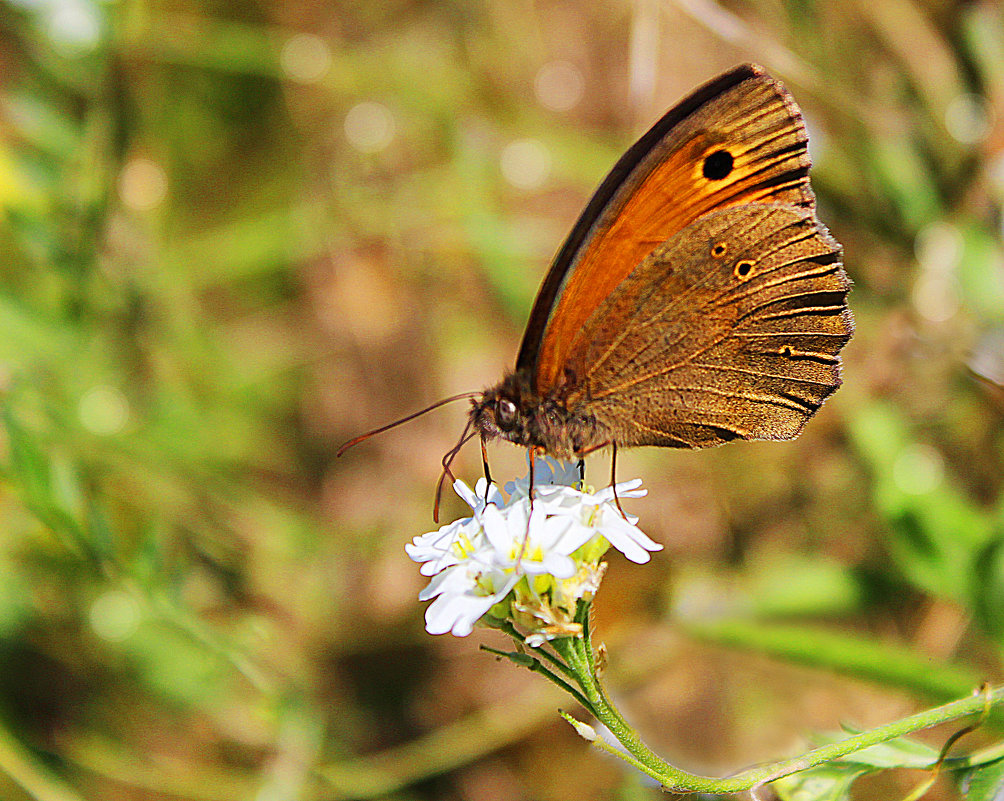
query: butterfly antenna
[
  {"left": 434, "top": 419, "right": 478, "bottom": 523},
  {"left": 336, "top": 392, "right": 479, "bottom": 457}
]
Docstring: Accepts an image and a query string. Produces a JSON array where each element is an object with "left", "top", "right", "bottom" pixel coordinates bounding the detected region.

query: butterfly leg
[
  {"left": 610, "top": 441, "right": 628, "bottom": 520},
  {"left": 480, "top": 435, "right": 493, "bottom": 503},
  {"left": 571, "top": 440, "right": 627, "bottom": 518},
  {"left": 514, "top": 446, "right": 539, "bottom": 569},
  {"left": 575, "top": 440, "right": 609, "bottom": 458},
  {"left": 528, "top": 446, "right": 536, "bottom": 509}
]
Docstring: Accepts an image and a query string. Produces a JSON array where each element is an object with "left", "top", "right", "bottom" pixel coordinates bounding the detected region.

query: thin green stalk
[
  {"left": 553, "top": 624, "right": 1004, "bottom": 794},
  {"left": 480, "top": 645, "right": 593, "bottom": 711},
  {"left": 554, "top": 636, "right": 678, "bottom": 781},
  {"left": 558, "top": 711, "right": 658, "bottom": 776},
  {"left": 492, "top": 619, "right": 581, "bottom": 685},
  {"left": 709, "top": 689, "right": 1004, "bottom": 794},
  {"left": 0, "top": 724, "right": 85, "bottom": 801}
]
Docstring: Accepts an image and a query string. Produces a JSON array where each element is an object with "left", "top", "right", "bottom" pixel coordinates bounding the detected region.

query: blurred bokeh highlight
[{"left": 1, "top": 1, "right": 1003, "bottom": 799}]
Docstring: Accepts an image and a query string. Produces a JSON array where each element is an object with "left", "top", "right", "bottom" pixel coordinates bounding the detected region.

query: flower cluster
[{"left": 406, "top": 458, "right": 661, "bottom": 642}]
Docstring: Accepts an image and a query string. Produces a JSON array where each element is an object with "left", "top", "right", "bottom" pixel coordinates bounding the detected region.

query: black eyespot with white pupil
[
  {"left": 702, "top": 149, "right": 734, "bottom": 180},
  {"left": 496, "top": 398, "right": 518, "bottom": 431}
]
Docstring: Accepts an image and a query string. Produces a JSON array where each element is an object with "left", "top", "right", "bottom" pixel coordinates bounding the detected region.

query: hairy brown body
[{"left": 470, "top": 372, "right": 611, "bottom": 460}]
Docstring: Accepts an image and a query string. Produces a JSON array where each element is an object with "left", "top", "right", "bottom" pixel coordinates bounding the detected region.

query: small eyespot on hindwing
[{"left": 734, "top": 259, "right": 754, "bottom": 279}]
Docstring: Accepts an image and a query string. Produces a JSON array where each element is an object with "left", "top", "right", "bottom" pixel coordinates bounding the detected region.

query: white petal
[
  {"left": 414, "top": 554, "right": 446, "bottom": 576},
  {"left": 452, "top": 479, "right": 480, "bottom": 510},
  {"left": 592, "top": 479, "right": 646, "bottom": 503},
  {"left": 424, "top": 592, "right": 495, "bottom": 636},
  {"left": 482, "top": 503, "right": 517, "bottom": 558},
  {"left": 598, "top": 511, "right": 662, "bottom": 563},
  {"left": 423, "top": 571, "right": 519, "bottom": 636},
  {"left": 406, "top": 517, "right": 487, "bottom": 575},
  {"left": 406, "top": 520, "right": 463, "bottom": 555},
  {"left": 541, "top": 514, "right": 593, "bottom": 554},
  {"left": 417, "top": 564, "right": 470, "bottom": 600},
  {"left": 539, "top": 551, "right": 577, "bottom": 579},
  {"left": 406, "top": 538, "right": 456, "bottom": 568},
  {"left": 473, "top": 477, "right": 504, "bottom": 509}
]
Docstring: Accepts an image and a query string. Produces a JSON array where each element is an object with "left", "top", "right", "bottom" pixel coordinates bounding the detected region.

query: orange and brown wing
[
  {"left": 517, "top": 64, "right": 815, "bottom": 393},
  {"left": 563, "top": 204, "right": 852, "bottom": 449}
]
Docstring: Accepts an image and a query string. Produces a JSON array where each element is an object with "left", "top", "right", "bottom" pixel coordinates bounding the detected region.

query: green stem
[
  {"left": 480, "top": 645, "right": 593, "bottom": 711},
  {"left": 554, "top": 631, "right": 1004, "bottom": 794},
  {"left": 554, "top": 636, "right": 674, "bottom": 777},
  {"left": 493, "top": 619, "right": 581, "bottom": 685}
]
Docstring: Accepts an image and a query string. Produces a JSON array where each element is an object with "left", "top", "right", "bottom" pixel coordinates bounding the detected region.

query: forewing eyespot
[{"left": 702, "top": 149, "right": 734, "bottom": 180}]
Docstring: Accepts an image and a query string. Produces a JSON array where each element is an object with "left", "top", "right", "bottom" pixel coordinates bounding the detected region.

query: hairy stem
[{"left": 553, "top": 630, "right": 1004, "bottom": 794}]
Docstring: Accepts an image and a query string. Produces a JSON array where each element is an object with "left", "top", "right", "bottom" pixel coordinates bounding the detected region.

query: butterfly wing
[
  {"left": 561, "top": 203, "right": 852, "bottom": 448},
  {"left": 519, "top": 64, "right": 817, "bottom": 394}
]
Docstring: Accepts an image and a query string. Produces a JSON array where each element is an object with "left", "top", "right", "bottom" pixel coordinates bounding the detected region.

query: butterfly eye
[
  {"left": 702, "top": 149, "right": 734, "bottom": 180},
  {"left": 496, "top": 398, "right": 518, "bottom": 431}
]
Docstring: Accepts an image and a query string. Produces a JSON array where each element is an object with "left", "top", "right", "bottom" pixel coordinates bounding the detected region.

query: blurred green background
[{"left": 1, "top": 1, "right": 1002, "bottom": 799}]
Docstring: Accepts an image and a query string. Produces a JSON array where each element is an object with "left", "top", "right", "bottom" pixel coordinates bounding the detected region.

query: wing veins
[
  {"left": 583, "top": 207, "right": 822, "bottom": 386},
  {"left": 746, "top": 304, "right": 848, "bottom": 323},
  {"left": 625, "top": 382, "right": 814, "bottom": 413},
  {"left": 590, "top": 326, "right": 737, "bottom": 399},
  {"left": 626, "top": 418, "right": 698, "bottom": 447},
  {"left": 732, "top": 330, "right": 849, "bottom": 338},
  {"left": 688, "top": 362, "right": 836, "bottom": 387}
]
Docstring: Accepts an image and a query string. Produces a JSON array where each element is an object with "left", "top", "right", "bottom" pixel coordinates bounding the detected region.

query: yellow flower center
[
  {"left": 580, "top": 503, "right": 601, "bottom": 528},
  {"left": 451, "top": 530, "right": 476, "bottom": 559}
]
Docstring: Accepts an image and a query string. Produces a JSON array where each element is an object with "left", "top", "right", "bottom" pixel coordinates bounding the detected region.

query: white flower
[
  {"left": 406, "top": 466, "right": 661, "bottom": 638},
  {"left": 535, "top": 480, "right": 661, "bottom": 564},
  {"left": 482, "top": 502, "right": 577, "bottom": 578},
  {"left": 405, "top": 477, "right": 502, "bottom": 577},
  {"left": 420, "top": 559, "right": 519, "bottom": 637}
]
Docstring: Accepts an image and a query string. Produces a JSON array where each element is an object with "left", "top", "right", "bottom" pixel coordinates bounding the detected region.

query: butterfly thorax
[{"left": 471, "top": 371, "right": 610, "bottom": 459}]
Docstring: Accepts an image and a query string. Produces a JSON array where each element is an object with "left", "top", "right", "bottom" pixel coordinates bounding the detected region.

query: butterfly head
[
  {"left": 471, "top": 372, "right": 537, "bottom": 448},
  {"left": 471, "top": 371, "right": 610, "bottom": 459}
]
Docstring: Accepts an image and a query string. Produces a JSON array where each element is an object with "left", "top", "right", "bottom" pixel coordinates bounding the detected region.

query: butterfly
[{"left": 341, "top": 64, "right": 853, "bottom": 512}]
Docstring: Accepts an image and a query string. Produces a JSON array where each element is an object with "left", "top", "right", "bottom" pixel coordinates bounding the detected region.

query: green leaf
[
  {"left": 773, "top": 763, "right": 872, "bottom": 801},
  {"left": 868, "top": 135, "right": 942, "bottom": 233},
  {"left": 2, "top": 403, "right": 53, "bottom": 504},
  {"left": 684, "top": 619, "right": 980, "bottom": 702},
  {"left": 2, "top": 94, "right": 82, "bottom": 157},
  {"left": 747, "top": 555, "right": 864, "bottom": 618},
  {"left": 848, "top": 403, "right": 995, "bottom": 602},
  {"left": 815, "top": 730, "right": 939, "bottom": 770},
  {"left": 957, "top": 222, "right": 1004, "bottom": 324},
  {"left": 959, "top": 757, "right": 1004, "bottom": 801}
]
